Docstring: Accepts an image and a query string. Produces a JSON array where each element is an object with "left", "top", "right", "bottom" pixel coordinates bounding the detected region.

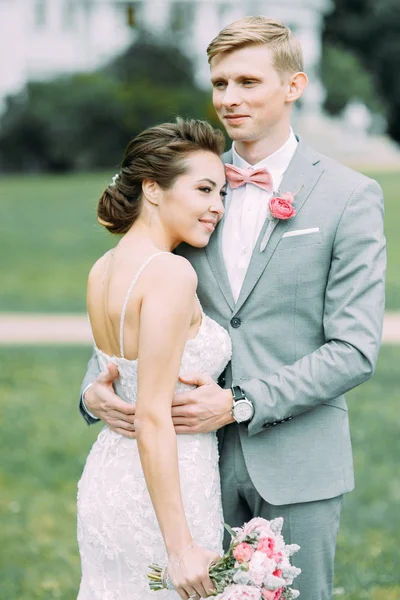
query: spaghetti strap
[{"left": 119, "top": 252, "right": 170, "bottom": 358}]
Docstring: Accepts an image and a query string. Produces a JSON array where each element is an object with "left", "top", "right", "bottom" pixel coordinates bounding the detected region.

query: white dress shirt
[{"left": 222, "top": 129, "right": 298, "bottom": 302}]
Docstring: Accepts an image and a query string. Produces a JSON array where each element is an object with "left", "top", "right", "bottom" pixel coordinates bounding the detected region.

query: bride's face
[{"left": 159, "top": 150, "right": 227, "bottom": 249}]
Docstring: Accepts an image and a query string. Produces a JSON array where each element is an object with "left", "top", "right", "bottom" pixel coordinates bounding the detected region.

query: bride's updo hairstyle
[{"left": 97, "top": 117, "right": 225, "bottom": 234}]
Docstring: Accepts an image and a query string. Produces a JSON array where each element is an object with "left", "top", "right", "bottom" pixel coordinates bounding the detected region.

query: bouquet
[{"left": 148, "top": 517, "right": 301, "bottom": 599}]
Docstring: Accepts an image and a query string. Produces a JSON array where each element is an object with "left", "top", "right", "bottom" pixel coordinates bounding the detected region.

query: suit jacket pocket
[{"left": 277, "top": 230, "right": 323, "bottom": 251}]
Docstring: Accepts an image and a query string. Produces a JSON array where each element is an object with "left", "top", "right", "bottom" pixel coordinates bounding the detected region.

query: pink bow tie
[{"left": 225, "top": 163, "right": 273, "bottom": 192}]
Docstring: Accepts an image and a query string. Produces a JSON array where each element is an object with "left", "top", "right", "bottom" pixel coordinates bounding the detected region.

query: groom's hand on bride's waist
[
  {"left": 85, "top": 367, "right": 233, "bottom": 438},
  {"left": 171, "top": 373, "right": 235, "bottom": 434},
  {"left": 84, "top": 363, "right": 136, "bottom": 438}
]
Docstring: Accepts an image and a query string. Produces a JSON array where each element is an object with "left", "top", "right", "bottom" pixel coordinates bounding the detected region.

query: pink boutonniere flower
[
  {"left": 260, "top": 190, "right": 299, "bottom": 252},
  {"left": 268, "top": 192, "right": 296, "bottom": 220}
]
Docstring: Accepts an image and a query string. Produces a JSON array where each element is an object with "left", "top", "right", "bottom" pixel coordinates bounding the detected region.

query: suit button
[
  {"left": 288, "top": 416, "right": 293, "bottom": 421},
  {"left": 272, "top": 422, "right": 277, "bottom": 426},
  {"left": 230, "top": 317, "right": 241, "bottom": 328},
  {"left": 263, "top": 423, "right": 270, "bottom": 429}
]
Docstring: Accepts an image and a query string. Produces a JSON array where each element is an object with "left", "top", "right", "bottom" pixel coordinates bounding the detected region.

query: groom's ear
[
  {"left": 142, "top": 179, "right": 162, "bottom": 206},
  {"left": 285, "top": 71, "right": 308, "bottom": 104}
]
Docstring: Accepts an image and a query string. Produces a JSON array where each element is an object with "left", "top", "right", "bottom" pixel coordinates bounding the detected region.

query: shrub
[{"left": 0, "top": 40, "right": 218, "bottom": 172}]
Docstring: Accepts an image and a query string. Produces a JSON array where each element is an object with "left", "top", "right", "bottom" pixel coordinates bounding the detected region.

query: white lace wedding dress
[{"left": 77, "top": 252, "right": 232, "bottom": 599}]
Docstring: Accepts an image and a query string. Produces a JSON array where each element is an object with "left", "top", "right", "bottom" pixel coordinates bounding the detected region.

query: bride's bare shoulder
[
  {"left": 147, "top": 253, "right": 198, "bottom": 290},
  {"left": 87, "top": 250, "right": 114, "bottom": 286}
]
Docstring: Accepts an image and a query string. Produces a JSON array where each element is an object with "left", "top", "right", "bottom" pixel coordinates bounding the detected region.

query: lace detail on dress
[{"left": 77, "top": 256, "right": 232, "bottom": 599}]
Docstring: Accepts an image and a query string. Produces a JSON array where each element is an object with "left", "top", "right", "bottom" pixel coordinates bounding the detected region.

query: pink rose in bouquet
[
  {"left": 261, "top": 588, "right": 283, "bottom": 600},
  {"left": 257, "top": 536, "right": 275, "bottom": 558},
  {"left": 219, "top": 584, "right": 262, "bottom": 599},
  {"left": 233, "top": 542, "right": 254, "bottom": 563}
]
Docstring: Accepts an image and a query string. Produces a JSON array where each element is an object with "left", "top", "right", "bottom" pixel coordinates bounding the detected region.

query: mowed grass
[
  {"left": 0, "top": 168, "right": 399, "bottom": 312},
  {"left": 0, "top": 346, "right": 98, "bottom": 600},
  {"left": 0, "top": 345, "right": 399, "bottom": 600},
  {"left": 0, "top": 173, "right": 113, "bottom": 312}
]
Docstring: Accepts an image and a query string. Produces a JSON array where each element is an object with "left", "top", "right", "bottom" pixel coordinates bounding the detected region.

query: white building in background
[
  {"left": 0, "top": 0, "right": 134, "bottom": 106},
  {"left": 0, "top": 0, "right": 331, "bottom": 115}
]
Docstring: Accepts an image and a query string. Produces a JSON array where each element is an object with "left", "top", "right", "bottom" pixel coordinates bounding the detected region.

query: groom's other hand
[
  {"left": 172, "top": 372, "right": 235, "bottom": 434},
  {"left": 84, "top": 363, "right": 136, "bottom": 438}
]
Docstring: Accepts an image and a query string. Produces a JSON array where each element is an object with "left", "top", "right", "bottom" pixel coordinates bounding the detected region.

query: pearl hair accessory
[{"left": 110, "top": 173, "right": 119, "bottom": 186}]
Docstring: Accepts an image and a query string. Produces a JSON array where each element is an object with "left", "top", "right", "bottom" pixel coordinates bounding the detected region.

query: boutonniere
[{"left": 260, "top": 191, "right": 298, "bottom": 252}]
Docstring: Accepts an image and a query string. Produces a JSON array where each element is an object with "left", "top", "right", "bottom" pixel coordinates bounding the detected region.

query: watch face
[{"left": 234, "top": 400, "right": 253, "bottom": 422}]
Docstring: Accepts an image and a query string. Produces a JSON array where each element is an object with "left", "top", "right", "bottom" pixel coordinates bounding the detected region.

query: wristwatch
[{"left": 231, "top": 385, "right": 254, "bottom": 423}]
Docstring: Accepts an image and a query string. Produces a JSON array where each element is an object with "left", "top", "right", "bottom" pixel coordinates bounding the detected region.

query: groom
[{"left": 79, "top": 17, "right": 386, "bottom": 599}]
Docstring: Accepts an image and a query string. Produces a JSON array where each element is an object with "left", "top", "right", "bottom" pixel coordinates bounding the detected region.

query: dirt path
[
  {"left": 1, "top": 313, "right": 400, "bottom": 344},
  {"left": 0, "top": 314, "right": 91, "bottom": 345}
]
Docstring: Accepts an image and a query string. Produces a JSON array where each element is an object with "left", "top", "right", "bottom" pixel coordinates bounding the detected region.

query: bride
[{"left": 77, "top": 118, "right": 232, "bottom": 600}]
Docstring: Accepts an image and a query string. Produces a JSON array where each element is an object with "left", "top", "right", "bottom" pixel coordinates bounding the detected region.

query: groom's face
[{"left": 210, "top": 45, "right": 291, "bottom": 143}]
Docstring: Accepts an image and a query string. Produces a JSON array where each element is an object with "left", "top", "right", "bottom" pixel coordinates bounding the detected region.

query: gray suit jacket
[{"left": 80, "top": 137, "right": 386, "bottom": 505}]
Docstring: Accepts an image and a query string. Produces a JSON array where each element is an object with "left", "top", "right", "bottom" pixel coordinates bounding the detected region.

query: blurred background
[{"left": 0, "top": 1, "right": 399, "bottom": 599}]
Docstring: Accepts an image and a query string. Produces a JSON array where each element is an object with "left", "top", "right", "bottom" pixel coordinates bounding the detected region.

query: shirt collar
[{"left": 231, "top": 128, "right": 298, "bottom": 190}]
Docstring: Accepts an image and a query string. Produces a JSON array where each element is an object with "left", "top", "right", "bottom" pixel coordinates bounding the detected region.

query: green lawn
[
  {"left": 0, "top": 173, "right": 113, "bottom": 312},
  {"left": 0, "top": 345, "right": 399, "bottom": 600},
  {"left": 0, "top": 169, "right": 399, "bottom": 312}
]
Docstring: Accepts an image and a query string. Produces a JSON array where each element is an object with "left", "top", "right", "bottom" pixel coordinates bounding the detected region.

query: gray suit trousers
[{"left": 220, "top": 424, "right": 343, "bottom": 600}]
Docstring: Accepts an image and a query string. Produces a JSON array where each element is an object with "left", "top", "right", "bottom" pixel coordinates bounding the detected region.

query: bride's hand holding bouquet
[
  {"left": 149, "top": 517, "right": 301, "bottom": 599},
  {"left": 166, "top": 541, "right": 221, "bottom": 600}
]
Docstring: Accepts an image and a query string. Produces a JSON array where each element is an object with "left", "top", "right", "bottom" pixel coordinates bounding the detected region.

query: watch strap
[{"left": 231, "top": 385, "right": 246, "bottom": 402}]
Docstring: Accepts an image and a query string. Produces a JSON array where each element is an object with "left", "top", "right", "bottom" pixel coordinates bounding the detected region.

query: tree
[
  {"left": 0, "top": 39, "right": 217, "bottom": 172},
  {"left": 321, "top": 44, "right": 384, "bottom": 117},
  {"left": 0, "top": 74, "right": 127, "bottom": 172},
  {"left": 107, "top": 35, "right": 195, "bottom": 88},
  {"left": 323, "top": 0, "right": 400, "bottom": 141}
]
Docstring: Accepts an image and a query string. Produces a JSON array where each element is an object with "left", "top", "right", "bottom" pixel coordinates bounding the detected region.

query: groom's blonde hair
[{"left": 207, "top": 16, "right": 304, "bottom": 77}]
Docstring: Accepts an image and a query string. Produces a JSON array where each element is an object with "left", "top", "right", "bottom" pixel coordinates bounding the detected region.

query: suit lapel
[
  {"left": 233, "top": 140, "right": 324, "bottom": 314},
  {"left": 204, "top": 217, "right": 235, "bottom": 311}
]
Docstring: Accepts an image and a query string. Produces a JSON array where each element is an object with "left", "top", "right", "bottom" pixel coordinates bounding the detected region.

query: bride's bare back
[{"left": 87, "top": 243, "right": 202, "bottom": 361}]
